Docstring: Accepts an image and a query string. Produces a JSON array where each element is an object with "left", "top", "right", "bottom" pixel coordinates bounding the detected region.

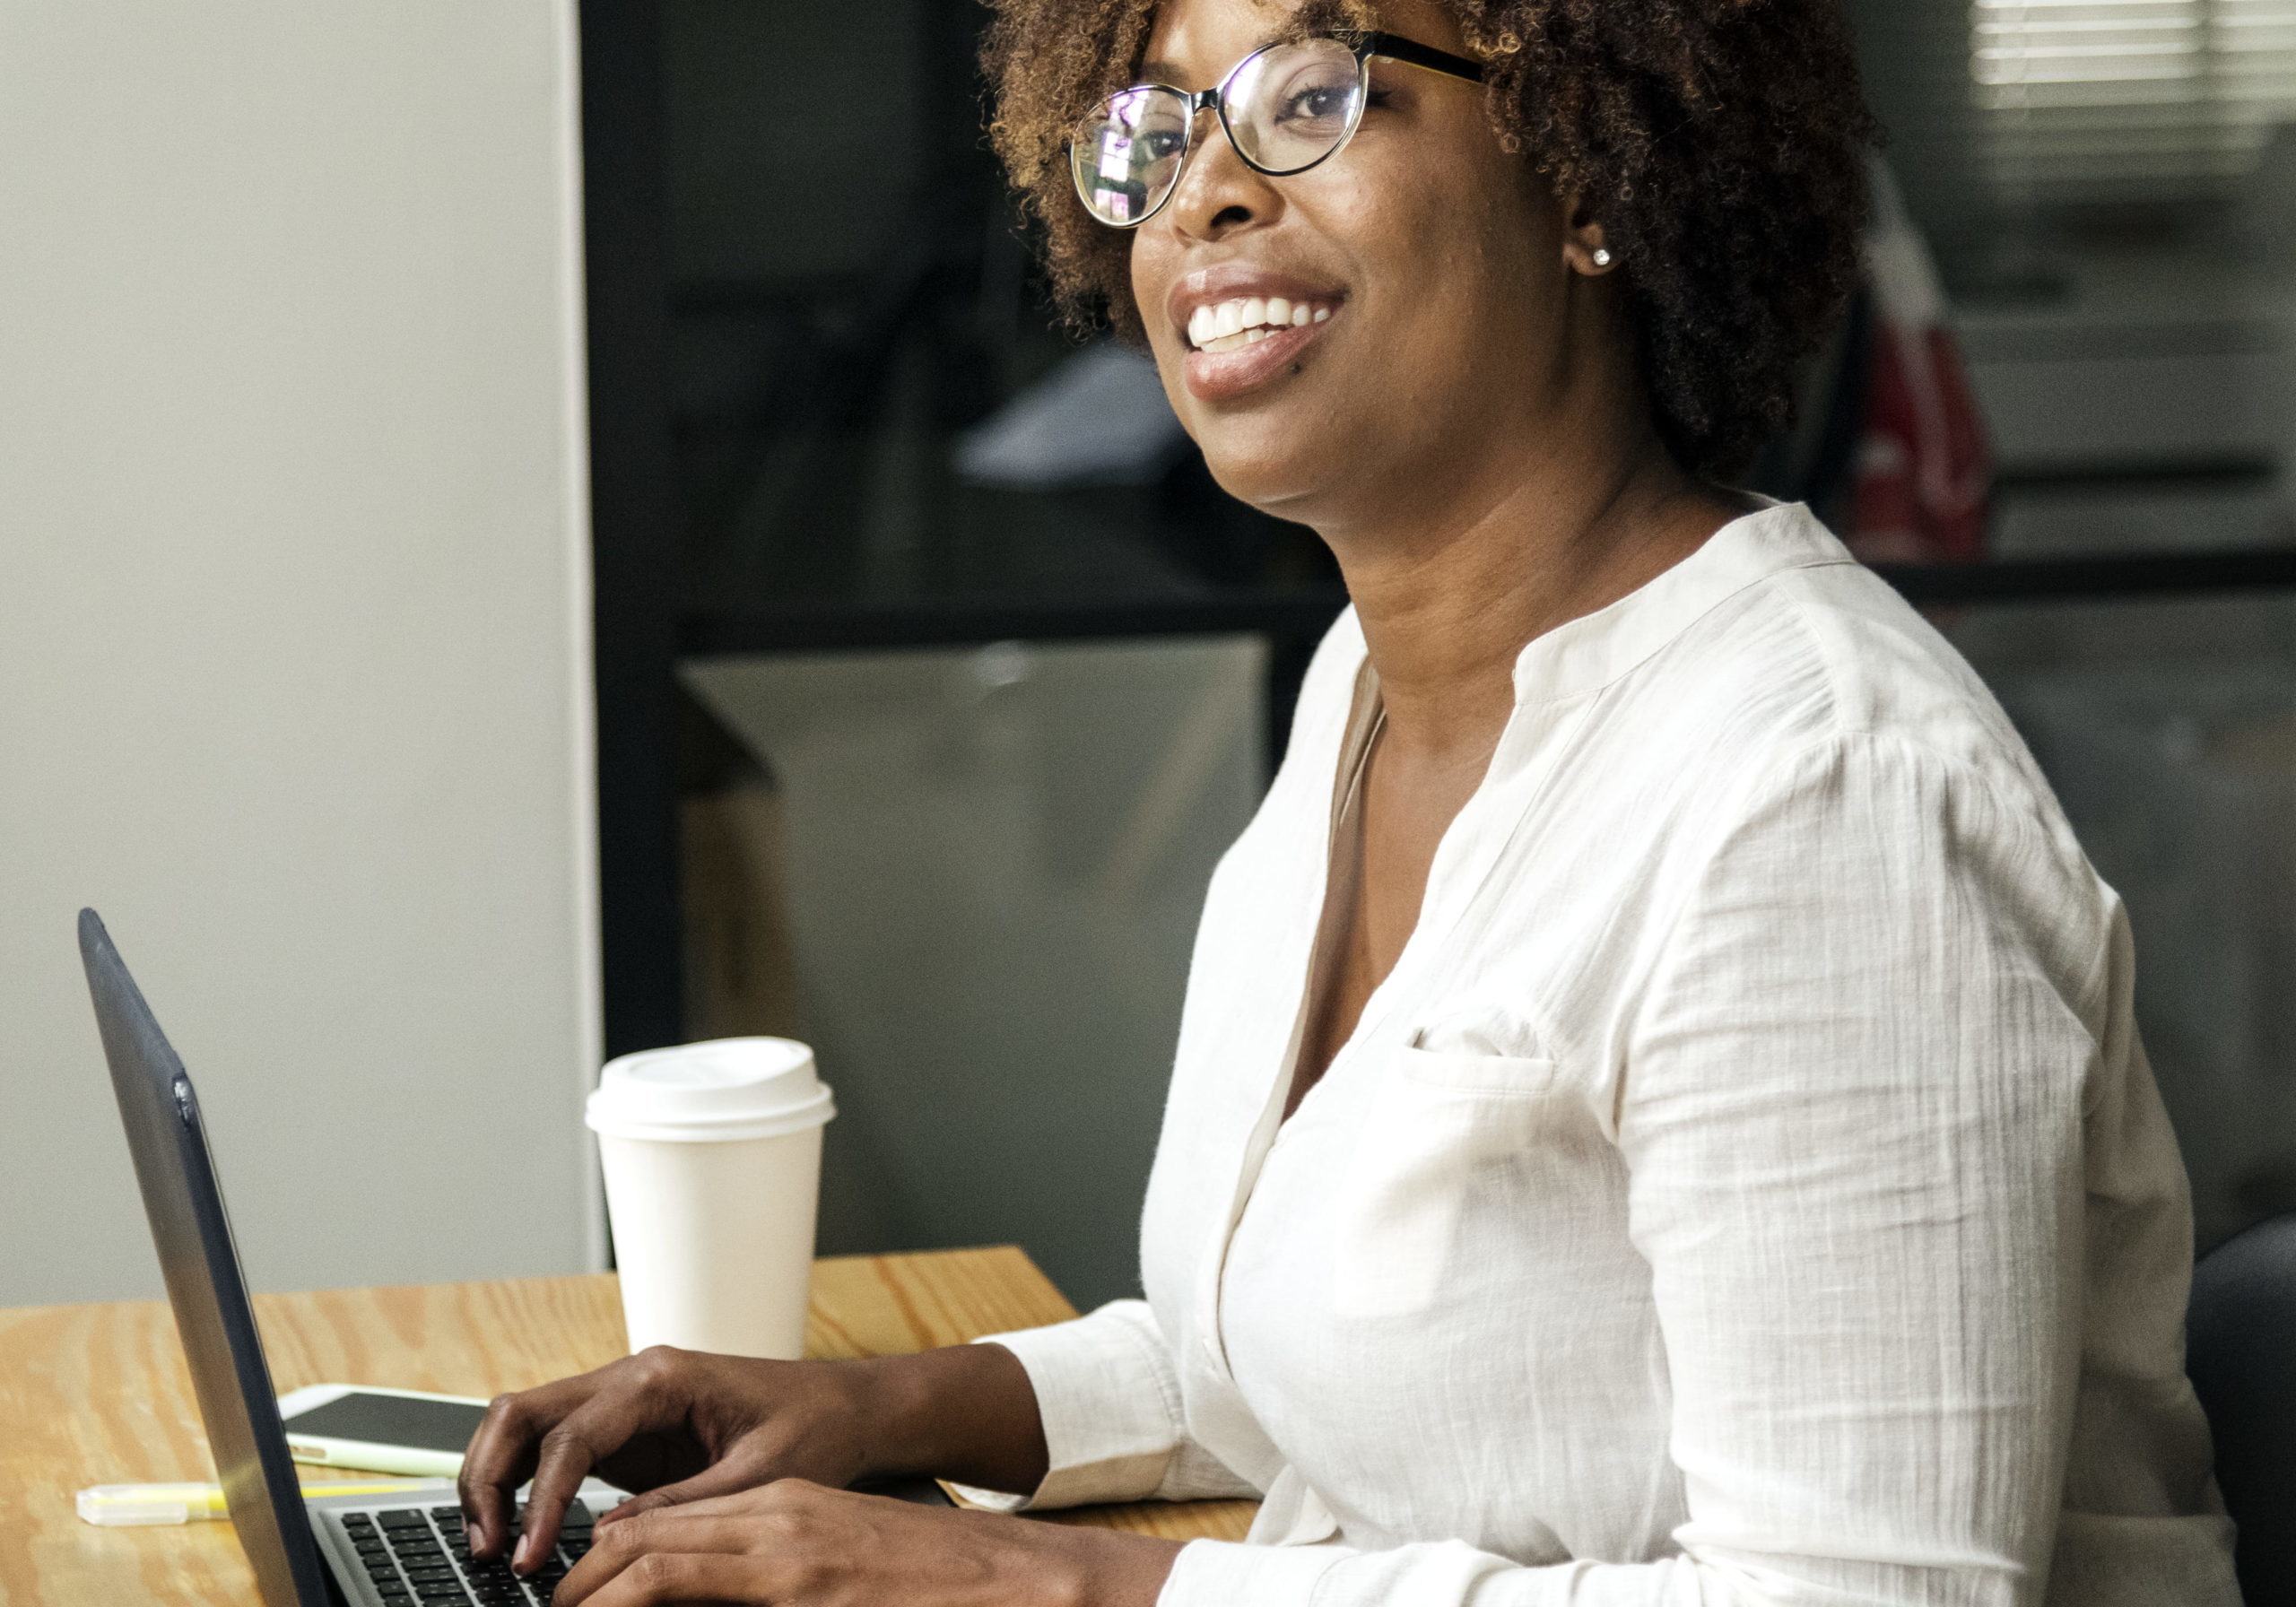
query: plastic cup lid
[{"left": 586, "top": 1038, "right": 835, "bottom": 1142}]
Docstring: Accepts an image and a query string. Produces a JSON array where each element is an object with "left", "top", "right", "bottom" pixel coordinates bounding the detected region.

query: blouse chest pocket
[
  {"left": 1395, "top": 1043, "right": 1559, "bottom": 1096},
  {"left": 1330, "top": 1045, "right": 1563, "bottom": 1319}
]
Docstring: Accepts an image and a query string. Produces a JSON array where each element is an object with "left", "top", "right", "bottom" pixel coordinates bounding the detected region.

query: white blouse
[{"left": 957, "top": 504, "right": 2239, "bottom": 1606}]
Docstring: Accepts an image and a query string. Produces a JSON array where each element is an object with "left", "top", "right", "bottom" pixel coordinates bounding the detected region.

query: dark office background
[{"left": 584, "top": 0, "right": 2296, "bottom": 1305}]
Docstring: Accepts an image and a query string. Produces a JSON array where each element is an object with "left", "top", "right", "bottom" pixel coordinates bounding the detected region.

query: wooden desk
[{"left": 0, "top": 1247, "right": 1255, "bottom": 1605}]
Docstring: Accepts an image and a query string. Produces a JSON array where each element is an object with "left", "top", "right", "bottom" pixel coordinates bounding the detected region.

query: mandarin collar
[
  {"left": 1319, "top": 502, "right": 1855, "bottom": 713},
  {"left": 1504, "top": 501, "right": 1854, "bottom": 707}
]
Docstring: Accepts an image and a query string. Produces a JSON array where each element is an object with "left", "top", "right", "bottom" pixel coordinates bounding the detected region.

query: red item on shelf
[{"left": 1843, "top": 166, "right": 1994, "bottom": 564}]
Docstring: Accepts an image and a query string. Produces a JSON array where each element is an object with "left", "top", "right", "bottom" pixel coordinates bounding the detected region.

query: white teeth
[{"left": 1184, "top": 295, "right": 1337, "bottom": 350}]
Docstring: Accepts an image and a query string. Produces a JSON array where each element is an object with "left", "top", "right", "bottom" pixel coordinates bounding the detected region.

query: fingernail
[{"left": 514, "top": 1533, "right": 533, "bottom": 1570}]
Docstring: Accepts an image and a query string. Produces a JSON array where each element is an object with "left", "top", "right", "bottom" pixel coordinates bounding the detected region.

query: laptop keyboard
[{"left": 340, "top": 1502, "right": 593, "bottom": 1606}]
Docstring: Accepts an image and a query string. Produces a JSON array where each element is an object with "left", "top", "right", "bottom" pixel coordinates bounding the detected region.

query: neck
[{"left": 1326, "top": 426, "right": 1738, "bottom": 764}]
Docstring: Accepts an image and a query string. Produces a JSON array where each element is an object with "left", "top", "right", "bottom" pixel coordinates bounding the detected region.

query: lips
[
  {"left": 1182, "top": 317, "right": 1333, "bottom": 402},
  {"left": 1165, "top": 265, "right": 1345, "bottom": 404}
]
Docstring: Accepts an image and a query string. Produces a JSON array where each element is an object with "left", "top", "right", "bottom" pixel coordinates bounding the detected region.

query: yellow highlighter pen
[{"left": 77, "top": 1479, "right": 454, "bottom": 1526}]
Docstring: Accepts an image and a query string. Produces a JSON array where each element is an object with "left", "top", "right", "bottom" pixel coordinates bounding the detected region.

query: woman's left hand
[{"left": 552, "top": 1478, "right": 1182, "bottom": 1606}]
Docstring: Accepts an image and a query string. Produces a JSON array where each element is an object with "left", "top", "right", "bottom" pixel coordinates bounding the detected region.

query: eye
[{"left": 1274, "top": 83, "right": 1356, "bottom": 128}]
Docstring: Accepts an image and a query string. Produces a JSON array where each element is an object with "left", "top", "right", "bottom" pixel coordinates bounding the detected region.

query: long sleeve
[
  {"left": 947, "top": 1299, "right": 1259, "bottom": 1511},
  {"left": 1157, "top": 733, "right": 2151, "bottom": 1606}
]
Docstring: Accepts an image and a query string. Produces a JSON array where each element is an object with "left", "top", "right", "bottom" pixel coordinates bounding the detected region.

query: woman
[{"left": 461, "top": 0, "right": 2241, "bottom": 1600}]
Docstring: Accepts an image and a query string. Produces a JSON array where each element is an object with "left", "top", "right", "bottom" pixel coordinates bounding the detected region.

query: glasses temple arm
[{"left": 1339, "top": 30, "right": 1485, "bottom": 85}]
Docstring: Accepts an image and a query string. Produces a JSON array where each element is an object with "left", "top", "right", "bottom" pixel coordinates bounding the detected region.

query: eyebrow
[{"left": 1135, "top": 37, "right": 1285, "bottom": 87}]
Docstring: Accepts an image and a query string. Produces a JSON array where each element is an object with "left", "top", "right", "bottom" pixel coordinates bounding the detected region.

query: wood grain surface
[{"left": 0, "top": 1247, "right": 1254, "bottom": 1604}]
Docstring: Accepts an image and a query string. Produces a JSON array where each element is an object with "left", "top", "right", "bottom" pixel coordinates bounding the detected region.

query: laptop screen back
[{"left": 80, "top": 908, "right": 332, "bottom": 1607}]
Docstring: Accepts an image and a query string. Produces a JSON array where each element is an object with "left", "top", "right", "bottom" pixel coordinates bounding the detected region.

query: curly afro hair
[{"left": 981, "top": 0, "right": 1877, "bottom": 478}]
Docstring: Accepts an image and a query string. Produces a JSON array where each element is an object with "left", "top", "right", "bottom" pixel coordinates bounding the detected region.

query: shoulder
[
  {"left": 1650, "top": 510, "right": 2062, "bottom": 834},
  {"left": 1638, "top": 543, "right": 2119, "bottom": 1009}
]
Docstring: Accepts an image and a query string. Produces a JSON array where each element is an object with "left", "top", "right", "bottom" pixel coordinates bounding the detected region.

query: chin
[
  {"left": 1190, "top": 413, "right": 1356, "bottom": 526},
  {"left": 1196, "top": 439, "right": 1313, "bottom": 519}
]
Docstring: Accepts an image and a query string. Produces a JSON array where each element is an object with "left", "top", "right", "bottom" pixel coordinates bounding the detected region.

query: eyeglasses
[{"left": 1069, "top": 30, "right": 1484, "bottom": 230}]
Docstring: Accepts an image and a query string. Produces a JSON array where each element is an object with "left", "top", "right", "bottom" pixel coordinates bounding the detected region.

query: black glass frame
[{"left": 1070, "top": 29, "right": 1486, "bottom": 229}]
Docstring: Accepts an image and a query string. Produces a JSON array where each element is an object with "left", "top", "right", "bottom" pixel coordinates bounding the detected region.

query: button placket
[{"left": 1195, "top": 659, "right": 1384, "bottom": 1381}]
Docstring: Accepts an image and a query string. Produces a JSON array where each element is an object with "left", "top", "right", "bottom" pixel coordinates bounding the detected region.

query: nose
[{"left": 1161, "top": 109, "right": 1283, "bottom": 240}]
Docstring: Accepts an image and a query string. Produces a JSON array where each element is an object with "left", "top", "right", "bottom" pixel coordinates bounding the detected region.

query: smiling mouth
[{"left": 1185, "top": 294, "right": 1337, "bottom": 352}]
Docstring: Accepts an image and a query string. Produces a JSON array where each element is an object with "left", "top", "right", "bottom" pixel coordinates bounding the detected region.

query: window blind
[{"left": 1974, "top": 0, "right": 2296, "bottom": 204}]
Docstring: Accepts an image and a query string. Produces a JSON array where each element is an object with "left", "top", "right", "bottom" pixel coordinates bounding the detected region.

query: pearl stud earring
[{"left": 1592, "top": 247, "right": 1613, "bottom": 267}]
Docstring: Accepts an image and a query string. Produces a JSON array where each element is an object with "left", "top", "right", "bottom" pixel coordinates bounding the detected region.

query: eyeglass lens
[
  {"left": 1074, "top": 86, "right": 1192, "bottom": 226},
  {"left": 1070, "top": 39, "right": 1366, "bottom": 227}
]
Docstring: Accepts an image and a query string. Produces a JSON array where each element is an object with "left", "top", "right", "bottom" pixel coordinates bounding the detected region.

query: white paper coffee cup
[{"left": 587, "top": 1038, "right": 835, "bottom": 1360}]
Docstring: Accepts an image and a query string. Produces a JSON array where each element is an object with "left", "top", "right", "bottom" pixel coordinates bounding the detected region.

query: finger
[
  {"left": 613, "top": 1476, "right": 844, "bottom": 1527},
  {"left": 463, "top": 1374, "right": 614, "bottom": 1555},
  {"left": 513, "top": 1390, "right": 663, "bottom": 1575},
  {"left": 596, "top": 1452, "right": 778, "bottom": 1525},
  {"left": 459, "top": 1386, "right": 572, "bottom": 1558},
  {"left": 555, "top": 1511, "right": 770, "bottom": 1605},
  {"left": 574, "top": 1551, "right": 779, "bottom": 1607},
  {"left": 511, "top": 1404, "right": 620, "bottom": 1570}
]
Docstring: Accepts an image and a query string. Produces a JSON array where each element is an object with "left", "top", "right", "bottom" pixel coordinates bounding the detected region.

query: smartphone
[
  {"left": 277, "top": 1384, "right": 491, "bottom": 1477},
  {"left": 276, "top": 1382, "right": 958, "bottom": 1506}
]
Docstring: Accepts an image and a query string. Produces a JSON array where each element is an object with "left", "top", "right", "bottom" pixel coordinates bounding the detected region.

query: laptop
[{"left": 78, "top": 908, "right": 945, "bottom": 1607}]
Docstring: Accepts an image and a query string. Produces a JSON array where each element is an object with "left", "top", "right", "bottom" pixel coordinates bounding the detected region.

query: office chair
[{"left": 2188, "top": 1210, "right": 2296, "bottom": 1606}]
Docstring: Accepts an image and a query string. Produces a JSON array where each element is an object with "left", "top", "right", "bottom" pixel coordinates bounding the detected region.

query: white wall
[{"left": 0, "top": 2, "right": 602, "bottom": 1305}]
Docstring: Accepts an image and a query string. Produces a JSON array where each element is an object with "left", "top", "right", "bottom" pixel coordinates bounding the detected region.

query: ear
[{"left": 1561, "top": 192, "right": 1615, "bottom": 276}]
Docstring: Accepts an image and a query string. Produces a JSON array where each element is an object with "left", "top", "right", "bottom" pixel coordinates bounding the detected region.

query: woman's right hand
[{"left": 458, "top": 1342, "right": 1049, "bottom": 1576}]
